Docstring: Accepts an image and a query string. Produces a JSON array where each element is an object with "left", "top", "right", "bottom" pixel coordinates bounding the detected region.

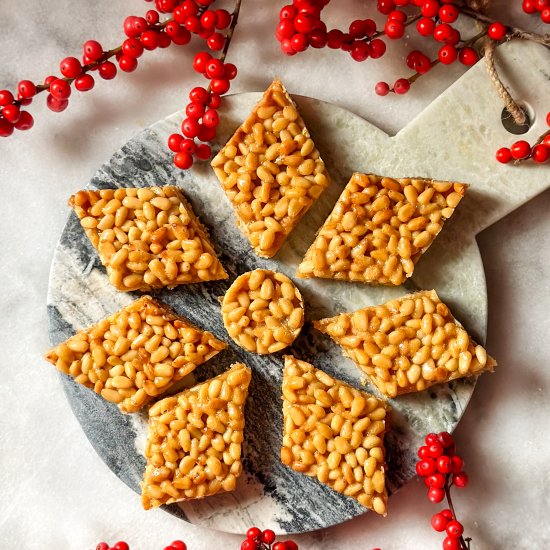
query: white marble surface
[{"left": 1, "top": 1, "right": 549, "bottom": 549}]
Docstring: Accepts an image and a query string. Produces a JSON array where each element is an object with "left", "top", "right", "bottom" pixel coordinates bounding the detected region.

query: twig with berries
[
  {"left": 240, "top": 527, "right": 299, "bottom": 550},
  {"left": 416, "top": 432, "right": 471, "bottom": 550},
  {"left": 168, "top": 0, "right": 241, "bottom": 169}
]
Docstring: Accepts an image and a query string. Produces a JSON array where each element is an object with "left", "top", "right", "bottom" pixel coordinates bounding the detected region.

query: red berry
[
  {"left": 18, "top": 80, "right": 37, "bottom": 99},
  {"left": 273, "top": 544, "right": 286, "bottom": 550},
  {"left": 182, "top": 117, "right": 201, "bottom": 138},
  {"left": 537, "top": 0, "right": 550, "bottom": 9},
  {"left": 428, "top": 486, "right": 445, "bottom": 503},
  {"left": 327, "top": 29, "right": 344, "bottom": 49},
  {"left": 368, "top": 39, "right": 386, "bottom": 58},
  {"left": 523, "top": 0, "right": 537, "bottom": 12},
  {"left": 224, "top": 63, "right": 238, "bottom": 80},
  {"left": 206, "top": 58, "right": 225, "bottom": 79},
  {"left": 375, "top": 81, "right": 390, "bottom": 96},
  {"left": 201, "top": 10, "right": 218, "bottom": 29},
  {"left": 207, "top": 32, "right": 226, "bottom": 51},
  {"left": 208, "top": 92, "right": 221, "bottom": 108},
  {"left": 260, "top": 530, "right": 276, "bottom": 545},
  {"left": 441, "top": 508, "right": 453, "bottom": 520},
  {"left": 141, "top": 30, "right": 159, "bottom": 50},
  {"left": 46, "top": 94, "right": 69, "bottom": 112},
  {"left": 284, "top": 542, "right": 298, "bottom": 550},
  {"left": 532, "top": 144, "right": 550, "bottom": 163},
  {"left": 431, "top": 512, "right": 450, "bottom": 532},
  {"left": 428, "top": 443, "right": 444, "bottom": 458},
  {"left": 450, "top": 455, "right": 463, "bottom": 473},
  {"left": 443, "top": 537, "right": 461, "bottom": 550},
  {"left": 0, "top": 118, "right": 14, "bottom": 137},
  {"left": 349, "top": 19, "right": 367, "bottom": 38},
  {"left": 174, "top": 151, "right": 194, "bottom": 169},
  {"left": 196, "top": 143, "right": 212, "bottom": 160},
  {"left": 496, "top": 147, "right": 512, "bottom": 163},
  {"left": 119, "top": 55, "right": 138, "bottom": 72},
  {"left": 246, "top": 527, "right": 261, "bottom": 540},
  {"left": 459, "top": 46, "right": 479, "bottom": 65},
  {"left": 437, "top": 456, "right": 453, "bottom": 474},
  {"left": 170, "top": 541, "right": 187, "bottom": 550},
  {"left": 193, "top": 52, "right": 212, "bottom": 73},
  {"left": 546, "top": 111, "right": 550, "bottom": 126},
  {"left": 96, "top": 544, "right": 109, "bottom": 550},
  {"left": 417, "top": 17, "right": 435, "bottom": 36},
  {"left": 280, "top": 5, "right": 297, "bottom": 19},
  {"left": 180, "top": 138, "right": 196, "bottom": 154},
  {"left": 50, "top": 79, "right": 72, "bottom": 100},
  {"left": 210, "top": 78, "right": 230, "bottom": 94},
  {"left": 294, "top": 13, "right": 315, "bottom": 34},
  {"left": 2, "top": 104, "right": 20, "bottom": 123},
  {"left": 446, "top": 520, "right": 464, "bottom": 538},
  {"left": 291, "top": 33, "right": 308, "bottom": 52},
  {"left": 83, "top": 40, "right": 103, "bottom": 61},
  {"left": 394, "top": 78, "right": 410, "bottom": 94},
  {"left": 170, "top": 27, "right": 191, "bottom": 45},
  {"left": 14, "top": 110, "right": 34, "bottom": 131},
  {"left": 98, "top": 61, "right": 117, "bottom": 80},
  {"left": 198, "top": 124, "right": 216, "bottom": 142},
  {"left": 113, "top": 543, "right": 129, "bottom": 550},
  {"left": 123, "top": 38, "right": 144, "bottom": 58},
  {"left": 415, "top": 54, "right": 432, "bottom": 74},
  {"left": 439, "top": 44, "right": 458, "bottom": 64},
  {"left": 124, "top": 16, "right": 147, "bottom": 38},
  {"left": 541, "top": 7, "right": 550, "bottom": 21},
  {"left": 377, "top": 0, "right": 396, "bottom": 15},
  {"left": 203, "top": 109, "right": 219, "bottom": 128},
  {"left": 421, "top": 0, "right": 440, "bottom": 17},
  {"left": 427, "top": 473, "right": 446, "bottom": 488},
  {"left": 416, "top": 459, "right": 436, "bottom": 477},
  {"left": 60, "top": 57, "right": 82, "bottom": 79},
  {"left": 418, "top": 445, "right": 430, "bottom": 459},
  {"left": 241, "top": 541, "right": 259, "bottom": 550},
  {"left": 186, "top": 101, "right": 206, "bottom": 120},
  {"left": 510, "top": 140, "right": 532, "bottom": 159},
  {"left": 425, "top": 433, "right": 439, "bottom": 445},
  {"left": 488, "top": 22, "right": 507, "bottom": 40},
  {"left": 453, "top": 471, "right": 469, "bottom": 488},
  {"left": 385, "top": 19, "right": 405, "bottom": 39},
  {"left": 146, "top": 9, "right": 160, "bottom": 24},
  {"left": 0, "top": 89, "right": 14, "bottom": 107},
  {"left": 189, "top": 86, "right": 209, "bottom": 103},
  {"left": 216, "top": 9, "right": 232, "bottom": 29},
  {"left": 168, "top": 133, "right": 184, "bottom": 152},
  {"left": 351, "top": 40, "right": 369, "bottom": 61},
  {"left": 308, "top": 29, "right": 328, "bottom": 48},
  {"left": 439, "top": 4, "right": 459, "bottom": 22},
  {"left": 184, "top": 16, "right": 201, "bottom": 33}
]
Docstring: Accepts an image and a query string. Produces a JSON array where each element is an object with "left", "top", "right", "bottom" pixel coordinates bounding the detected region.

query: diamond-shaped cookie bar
[
  {"left": 314, "top": 290, "right": 497, "bottom": 398},
  {"left": 141, "top": 363, "right": 251, "bottom": 509},
  {"left": 69, "top": 186, "right": 228, "bottom": 291},
  {"left": 297, "top": 173, "right": 467, "bottom": 285},
  {"left": 281, "top": 355, "right": 389, "bottom": 515},
  {"left": 211, "top": 78, "right": 331, "bottom": 258},
  {"left": 44, "top": 296, "right": 227, "bottom": 413}
]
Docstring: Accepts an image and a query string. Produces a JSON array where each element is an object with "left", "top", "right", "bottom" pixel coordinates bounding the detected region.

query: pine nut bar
[
  {"left": 69, "top": 186, "right": 228, "bottom": 291},
  {"left": 281, "top": 355, "right": 389, "bottom": 515},
  {"left": 141, "top": 362, "right": 251, "bottom": 509},
  {"left": 314, "top": 290, "right": 497, "bottom": 398},
  {"left": 211, "top": 78, "right": 331, "bottom": 258},
  {"left": 221, "top": 269, "right": 304, "bottom": 354},
  {"left": 297, "top": 173, "right": 468, "bottom": 285},
  {"left": 44, "top": 295, "right": 227, "bottom": 413}
]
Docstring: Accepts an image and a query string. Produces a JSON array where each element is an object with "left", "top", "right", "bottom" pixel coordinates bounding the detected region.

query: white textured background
[{"left": 1, "top": 1, "right": 549, "bottom": 549}]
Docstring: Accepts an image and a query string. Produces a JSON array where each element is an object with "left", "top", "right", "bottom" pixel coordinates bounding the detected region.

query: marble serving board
[{"left": 47, "top": 40, "right": 550, "bottom": 535}]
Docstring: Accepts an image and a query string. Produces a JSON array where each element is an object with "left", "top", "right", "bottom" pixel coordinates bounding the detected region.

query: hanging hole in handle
[{"left": 500, "top": 102, "right": 534, "bottom": 135}]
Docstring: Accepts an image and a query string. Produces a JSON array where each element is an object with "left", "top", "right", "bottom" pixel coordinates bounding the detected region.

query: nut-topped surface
[
  {"left": 281, "top": 356, "right": 389, "bottom": 515},
  {"left": 44, "top": 296, "right": 227, "bottom": 413},
  {"left": 314, "top": 290, "right": 497, "bottom": 398},
  {"left": 221, "top": 269, "right": 304, "bottom": 354},
  {"left": 69, "top": 186, "right": 228, "bottom": 291},
  {"left": 211, "top": 78, "right": 331, "bottom": 258},
  {"left": 141, "top": 363, "right": 251, "bottom": 510},
  {"left": 297, "top": 173, "right": 468, "bottom": 285}
]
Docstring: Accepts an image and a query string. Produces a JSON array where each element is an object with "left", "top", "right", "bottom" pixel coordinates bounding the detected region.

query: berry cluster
[
  {"left": 0, "top": 0, "right": 239, "bottom": 169},
  {"left": 96, "top": 540, "right": 186, "bottom": 550},
  {"left": 496, "top": 112, "right": 550, "bottom": 164},
  {"left": 167, "top": 49, "right": 237, "bottom": 169},
  {"left": 241, "top": 527, "right": 298, "bottom": 550},
  {"left": 416, "top": 432, "right": 470, "bottom": 550},
  {"left": 522, "top": 0, "right": 550, "bottom": 23}
]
